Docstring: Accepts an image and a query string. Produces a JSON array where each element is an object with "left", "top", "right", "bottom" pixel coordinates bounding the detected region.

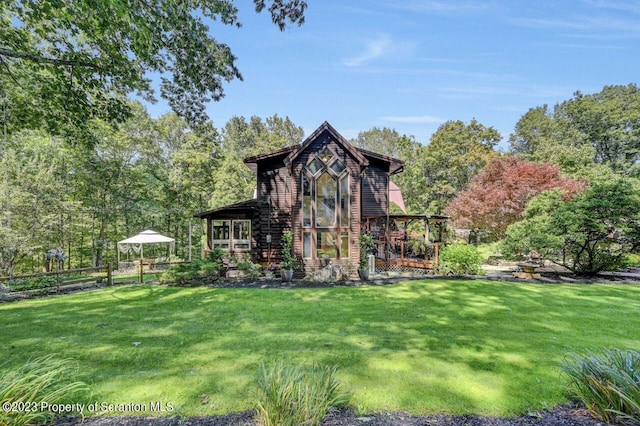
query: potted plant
[
  {"left": 281, "top": 231, "right": 294, "bottom": 282},
  {"left": 358, "top": 233, "right": 375, "bottom": 280}
]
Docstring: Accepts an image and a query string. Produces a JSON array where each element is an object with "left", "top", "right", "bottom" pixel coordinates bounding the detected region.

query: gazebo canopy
[
  {"left": 118, "top": 229, "right": 175, "bottom": 245},
  {"left": 117, "top": 230, "right": 175, "bottom": 265}
]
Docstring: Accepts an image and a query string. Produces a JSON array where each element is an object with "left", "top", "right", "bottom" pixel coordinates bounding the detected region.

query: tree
[
  {"left": 0, "top": 0, "right": 306, "bottom": 136},
  {"left": 211, "top": 115, "right": 303, "bottom": 208},
  {"left": 0, "top": 132, "right": 74, "bottom": 275},
  {"left": 164, "top": 115, "right": 222, "bottom": 213},
  {"left": 509, "top": 84, "right": 640, "bottom": 178},
  {"left": 422, "top": 119, "right": 500, "bottom": 213},
  {"left": 71, "top": 103, "right": 164, "bottom": 266},
  {"left": 503, "top": 179, "right": 640, "bottom": 275},
  {"left": 445, "top": 157, "right": 585, "bottom": 239},
  {"left": 352, "top": 127, "right": 414, "bottom": 160},
  {"left": 508, "top": 105, "right": 557, "bottom": 156}
]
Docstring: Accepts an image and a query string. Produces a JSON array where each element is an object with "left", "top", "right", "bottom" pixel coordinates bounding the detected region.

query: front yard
[{"left": 1, "top": 279, "right": 638, "bottom": 418}]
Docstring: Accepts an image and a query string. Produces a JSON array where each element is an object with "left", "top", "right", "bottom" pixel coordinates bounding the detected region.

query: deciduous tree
[
  {"left": 503, "top": 179, "right": 640, "bottom": 275},
  {"left": 422, "top": 119, "right": 500, "bottom": 213},
  {"left": 0, "top": 132, "right": 74, "bottom": 275},
  {"left": 509, "top": 84, "right": 640, "bottom": 178},
  {"left": 0, "top": 0, "right": 306, "bottom": 136},
  {"left": 446, "top": 157, "right": 584, "bottom": 239}
]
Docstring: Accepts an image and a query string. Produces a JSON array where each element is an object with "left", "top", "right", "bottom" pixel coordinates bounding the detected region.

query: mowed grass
[{"left": 1, "top": 280, "right": 639, "bottom": 417}]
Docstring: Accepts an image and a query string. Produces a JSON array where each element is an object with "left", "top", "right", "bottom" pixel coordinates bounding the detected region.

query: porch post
[{"left": 386, "top": 173, "right": 390, "bottom": 271}]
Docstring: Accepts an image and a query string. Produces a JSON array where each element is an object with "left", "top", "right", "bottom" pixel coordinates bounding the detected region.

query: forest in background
[{"left": 2, "top": 83, "right": 640, "bottom": 275}]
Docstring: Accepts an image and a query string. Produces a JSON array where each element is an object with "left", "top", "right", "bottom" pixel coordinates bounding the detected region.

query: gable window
[{"left": 301, "top": 144, "right": 350, "bottom": 260}]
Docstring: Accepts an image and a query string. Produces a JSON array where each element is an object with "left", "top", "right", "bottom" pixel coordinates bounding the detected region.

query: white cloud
[
  {"left": 343, "top": 34, "right": 416, "bottom": 68},
  {"left": 343, "top": 34, "right": 393, "bottom": 67},
  {"left": 380, "top": 115, "right": 445, "bottom": 124}
]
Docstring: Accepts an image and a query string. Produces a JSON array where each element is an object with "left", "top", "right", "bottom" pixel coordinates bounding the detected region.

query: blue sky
[{"left": 147, "top": 1, "right": 640, "bottom": 148}]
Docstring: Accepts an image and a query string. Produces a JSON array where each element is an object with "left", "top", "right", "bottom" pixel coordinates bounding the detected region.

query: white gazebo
[{"left": 117, "top": 229, "right": 175, "bottom": 267}]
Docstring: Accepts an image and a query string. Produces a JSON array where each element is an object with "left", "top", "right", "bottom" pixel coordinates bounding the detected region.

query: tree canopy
[
  {"left": 503, "top": 179, "right": 640, "bottom": 275},
  {"left": 509, "top": 84, "right": 640, "bottom": 178},
  {"left": 445, "top": 157, "right": 585, "bottom": 238},
  {"left": 0, "top": 0, "right": 306, "bottom": 136},
  {"left": 422, "top": 119, "right": 500, "bottom": 213}
]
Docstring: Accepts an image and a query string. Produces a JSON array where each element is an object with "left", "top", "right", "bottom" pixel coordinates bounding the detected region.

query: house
[{"left": 194, "top": 121, "right": 447, "bottom": 274}]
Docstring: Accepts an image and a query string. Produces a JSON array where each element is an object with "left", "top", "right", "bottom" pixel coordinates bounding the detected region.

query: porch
[{"left": 362, "top": 214, "right": 449, "bottom": 274}]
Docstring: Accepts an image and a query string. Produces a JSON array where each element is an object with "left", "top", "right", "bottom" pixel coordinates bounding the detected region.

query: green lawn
[{"left": 2, "top": 280, "right": 639, "bottom": 417}]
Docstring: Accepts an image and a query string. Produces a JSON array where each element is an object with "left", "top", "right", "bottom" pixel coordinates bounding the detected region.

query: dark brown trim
[{"left": 194, "top": 199, "right": 260, "bottom": 219}]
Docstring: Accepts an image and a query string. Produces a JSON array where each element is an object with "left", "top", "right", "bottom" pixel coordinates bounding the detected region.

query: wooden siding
[
  {"left": 256, "top": 158, "right": 291, "bottom": 266},
  {"left": 289, "top": 129, "right": 362, "bottom": 270},
  {"left": 199, "top": 122, "right": 404, "bottom": 272},
  {"left": 361, "top": 160, "right": 389, "bottom": 218}
]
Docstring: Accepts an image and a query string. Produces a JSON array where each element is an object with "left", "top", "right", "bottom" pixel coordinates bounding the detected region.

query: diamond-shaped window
[
  {"left": 306, "top": 158, "right": 323, "bottom": 175},
  {"left": 318, "top": 146, "right": 333, "bottom": 164},
  {"left": 330, "top": 158, "right": 346, "bottom": 175}
]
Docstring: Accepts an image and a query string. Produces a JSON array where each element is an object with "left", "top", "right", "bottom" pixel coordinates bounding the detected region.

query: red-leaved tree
[{"left": 445, "top": 157, "right": 585, "bottom": 239}]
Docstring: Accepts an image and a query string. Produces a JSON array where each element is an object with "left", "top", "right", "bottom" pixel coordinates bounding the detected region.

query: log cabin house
[{"left": 194, "top": 121, "right": 447, "bottom": 275}]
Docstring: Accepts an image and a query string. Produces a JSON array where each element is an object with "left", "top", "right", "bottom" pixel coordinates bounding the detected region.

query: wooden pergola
[{"left": 362, "top": 214, "right": 449, "bottom": 271}]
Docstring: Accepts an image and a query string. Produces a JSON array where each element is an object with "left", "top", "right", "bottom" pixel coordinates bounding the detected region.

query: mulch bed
[{"left": 54, "top": 404, "right": 611, "bottom": 425}]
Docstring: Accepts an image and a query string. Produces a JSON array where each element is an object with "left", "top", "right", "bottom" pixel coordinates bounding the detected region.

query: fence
[
  {"left": 0, "top": 264, "right": 113, "bottom": 299},
  {"left": 117, "top": 260, "right": 192, "bottom": 283}
]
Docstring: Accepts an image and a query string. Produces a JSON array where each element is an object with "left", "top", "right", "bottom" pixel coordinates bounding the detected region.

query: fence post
[{"left": 107, "top": 263, "right": 113, "bottom": 286}]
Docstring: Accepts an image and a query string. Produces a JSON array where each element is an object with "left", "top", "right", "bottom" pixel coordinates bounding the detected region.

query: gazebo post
[{"left": 139, "top": 243, "right": 144, "bottom": 283}]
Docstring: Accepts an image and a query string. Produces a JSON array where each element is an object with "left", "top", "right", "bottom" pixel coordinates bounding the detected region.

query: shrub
[
  {"left": 562, "top": 348, "right": 640, "bottom": 424},
  {"left": 255, "top": 361, "right": 350, "bottom": 426},
  {"left": 281, "top": 231, "right": 294, "bottom": 270},
  {"left": 158, "top": 258, "right": 221, "bottom": 286},
  {"left": 0, "top": 355, "right": 90, "bottom": 426},
  {"left": 206, "top": 247, "right": 226, "bottom": 264},
  {"left": 438, "top": 243, "right": 483, "bottom": 275},
  {"left": 9, "top": 275, "right": 59, "bottom": 292},
  {"left": 358, "top": 233, "right": 375, "bottom": 270},
  {"left": 237, "top": 254, "right": 262, "bottom": 278},
  {"left": 504, "top": 180, "right": 640, "bottom": 275}
]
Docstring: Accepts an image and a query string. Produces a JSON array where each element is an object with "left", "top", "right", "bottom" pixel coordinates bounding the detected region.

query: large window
[
  {"left": 212, "top": 220, "right": 230, "bottom": 250},
  {"left": 301, "top": 145, "right": 350, "bottom": 260},
  {"left": 212, "top": 220, "right": 251, "bottom": 251},
  {"left": 316, "top": 172, "right": 336, "bottom": 227}
]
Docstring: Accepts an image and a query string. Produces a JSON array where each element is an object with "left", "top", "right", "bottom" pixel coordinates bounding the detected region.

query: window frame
[
  {"left": 211, "top": 219, "right": 251, "bottom": 252},
  {"left": 301, "top": 148, "right": 351, "bottom": 260}
]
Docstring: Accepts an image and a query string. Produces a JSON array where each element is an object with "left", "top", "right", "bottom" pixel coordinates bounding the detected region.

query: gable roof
[
  {"left": 243, "top": 146, "right": 295, "bottom": 174},
  {"left": 193, "top": 199, "right": 260, "bottom": 219},
  {"left": 243, "top": 121, "right": 404, "bottom": 175},
  {"left": 283, "top": 121, "right": 369, "bottom": 169}
]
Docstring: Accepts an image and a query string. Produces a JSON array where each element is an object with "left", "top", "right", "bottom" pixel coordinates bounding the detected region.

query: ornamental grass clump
[
  {"left": 562, "top": 348, "right": 640, "bottom": 425},
  {"left": 255, "top": 361, "right": 350, "bottom": 426},
  {"left": 0, "top": 355, "right": 90, "bottom": 426}
]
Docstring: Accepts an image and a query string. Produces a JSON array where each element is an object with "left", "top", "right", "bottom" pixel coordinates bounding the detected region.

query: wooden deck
[{"left": 375, "top": 257, "right": 434, "bottom": 270}]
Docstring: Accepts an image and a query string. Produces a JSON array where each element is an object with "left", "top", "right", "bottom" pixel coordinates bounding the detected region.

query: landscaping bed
[{"left": 54, "top": 404, "right": 607, "bottom": 425}]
